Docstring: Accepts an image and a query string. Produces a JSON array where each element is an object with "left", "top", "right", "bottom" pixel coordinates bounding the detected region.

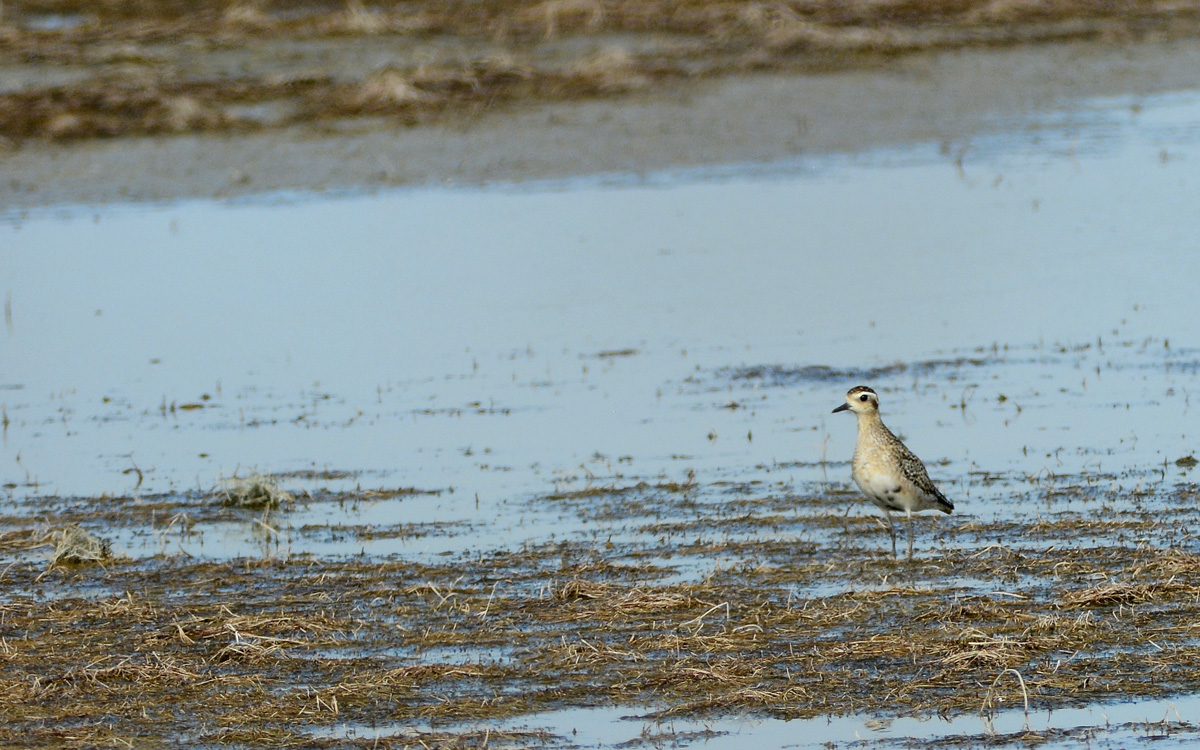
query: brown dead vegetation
[
  {"left": 2, "top": 469, "right": 1200, "bottom": 747},
  {"left": 2, "top": 504, "right": 1200, "bottom": 747},
  {"left": 1, "top": 0, "right": 1200, "bottom": 143}
]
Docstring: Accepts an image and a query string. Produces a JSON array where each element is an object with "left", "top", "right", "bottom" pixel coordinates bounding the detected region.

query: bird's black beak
[{"left": 832, "top": 403, "right": 850, "bottom": 414}]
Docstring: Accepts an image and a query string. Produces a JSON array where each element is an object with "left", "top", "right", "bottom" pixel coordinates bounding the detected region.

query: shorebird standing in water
[{"left": 832, "top": 385, "right": 954, "bottom": 560}]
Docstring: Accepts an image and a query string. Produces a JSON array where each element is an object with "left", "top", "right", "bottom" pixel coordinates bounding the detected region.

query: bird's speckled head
[{"left": 832, "top": 385, "right": 879, "bottom": 415}]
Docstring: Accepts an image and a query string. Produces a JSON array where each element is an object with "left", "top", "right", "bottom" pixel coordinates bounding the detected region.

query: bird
[{"left": 832, "top": 385, "right": 953, "bottom": 560}]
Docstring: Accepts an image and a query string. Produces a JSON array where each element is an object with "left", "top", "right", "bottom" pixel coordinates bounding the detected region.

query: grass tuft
[{"left": 216, "top": 472, "right": 295, "bottom": 509}]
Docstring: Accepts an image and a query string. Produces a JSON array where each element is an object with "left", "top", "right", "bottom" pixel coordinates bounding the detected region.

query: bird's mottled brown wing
[{"left": 893, "top": 438, "right": 954, "bottom": 513}]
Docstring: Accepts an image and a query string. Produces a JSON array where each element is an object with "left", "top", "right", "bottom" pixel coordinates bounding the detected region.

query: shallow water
[
  {"left": 4, "top": 89, "right": 1200, "bottom": 562},
  {"left": 312, "top": 692, "right": 1200, "bottom": 749}
]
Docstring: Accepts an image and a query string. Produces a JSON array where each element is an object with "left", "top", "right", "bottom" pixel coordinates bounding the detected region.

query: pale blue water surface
[
  {"left": 3, "top": 92, "right": 1198, "bottom": 537},
  {"left": 311, "top": 694, "right": 1200, "bottom": 749}
]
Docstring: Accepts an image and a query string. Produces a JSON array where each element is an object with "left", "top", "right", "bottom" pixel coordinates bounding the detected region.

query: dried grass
[
  {"left": 161, "top": 95, "right": 225, "bottom": 131},
  {"left": 216, "top": 472, "right": 294, "bottom": 509},
  {"left": 221, "top": 1, "right": 272, "bottom": 30},
  {"left": 0, "top": 527, "right": 57, "bottom": 553},
  {"left": 569, "top": 47, "right": 649, "bottom": 92},
  {"left": 4, "top": 533, "right": 1200, "bottom": 745},
  {"left": 6, "top": 467, "right": 1200, "bottom": 744},
  {"left": 525, "top": 0, "right": 604, "bottom": 39},
  {"left": 1059, "top": 581, "right": 1183, "bottom": 608},
  {"left": 337, "top": 0, "right": 385, "bottom": 35},
  {"left": 751, "top": 6, "right": 894, "bottom": 52},
  {"left": 353, "top": 68, "right": 433, "bottom": 107},
  {"left": 49, "top": 525, "right": 110, "bottom": 566}
]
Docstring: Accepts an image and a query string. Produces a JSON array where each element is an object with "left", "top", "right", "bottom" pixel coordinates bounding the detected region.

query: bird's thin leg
[
  {"left": 884, "top": 512, "right": 897, "bottom": 558},
  {"left": 906, "top": 509, "right": 914, "bottom": 562}
]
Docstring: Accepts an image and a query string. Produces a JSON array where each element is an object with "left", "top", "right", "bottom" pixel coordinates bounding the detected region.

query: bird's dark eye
[{"left": 859, "top": 394, "right": 869, "bottom": 402}]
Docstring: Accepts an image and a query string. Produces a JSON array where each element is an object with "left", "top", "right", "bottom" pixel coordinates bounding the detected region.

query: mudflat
[{"left": 4, "top": 1, "right": 1200, "bottom": 207}]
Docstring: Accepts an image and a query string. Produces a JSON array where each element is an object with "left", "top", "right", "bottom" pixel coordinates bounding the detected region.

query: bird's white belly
[{"left": 853, "top": 466, "right": 916, "bottom": 512}]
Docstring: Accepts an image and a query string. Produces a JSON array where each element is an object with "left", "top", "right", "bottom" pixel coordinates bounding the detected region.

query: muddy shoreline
[{"left": 4, "top": 30, "right": 1200, "bottom": 209}]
